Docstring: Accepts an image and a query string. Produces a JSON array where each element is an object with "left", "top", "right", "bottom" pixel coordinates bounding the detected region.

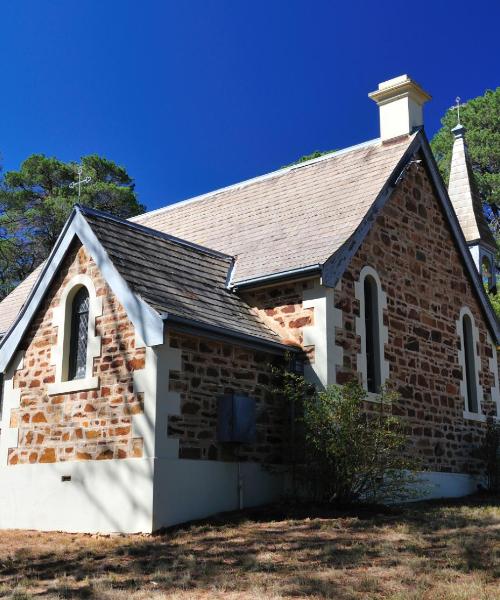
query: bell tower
[{"left": 448, "top": 119, "right": 497, "bottom": 292}]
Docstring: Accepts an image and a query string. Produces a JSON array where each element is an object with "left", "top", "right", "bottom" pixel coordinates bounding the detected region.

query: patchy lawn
[{"left": 0, "top": 496, "right": 499, "bottom": 600}]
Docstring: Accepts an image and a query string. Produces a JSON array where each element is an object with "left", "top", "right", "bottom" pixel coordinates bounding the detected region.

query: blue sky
[{"left": 1, "top": 0, "right": 499, "bottom": 212}]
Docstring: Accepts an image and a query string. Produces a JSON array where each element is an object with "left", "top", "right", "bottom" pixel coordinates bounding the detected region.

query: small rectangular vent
[{"left": 61, "top": 475, "right": 72, "bottom": 482}]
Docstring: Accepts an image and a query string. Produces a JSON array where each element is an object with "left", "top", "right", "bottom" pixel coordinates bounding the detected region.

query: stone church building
[{"left": 0, "top": 75, "right": 498, "bottom": 533}]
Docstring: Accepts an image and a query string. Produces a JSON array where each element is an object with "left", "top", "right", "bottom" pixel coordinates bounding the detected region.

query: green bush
[
  {"left": 478, "top": 419, "right": 500, "bottom": 493},
  {"left": 273, "top": 368, "right": 420, "bottom": 505}
]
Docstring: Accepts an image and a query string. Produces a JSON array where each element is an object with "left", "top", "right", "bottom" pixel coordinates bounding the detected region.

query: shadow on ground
[{"left": 1, "top": 495, "right": 499, "bottom": 599}]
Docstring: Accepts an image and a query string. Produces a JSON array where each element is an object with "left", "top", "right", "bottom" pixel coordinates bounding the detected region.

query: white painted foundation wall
[
  {"left": 416, "top": 471, "right": 483, "bottom": 500},
  {"left": 0, "top": 457, "right": 485, "bottom": 533},
  {"left": 0, "top": 458, "right": 154, "bottom": 534},
  {"left": 153, "top": 458, "right": 285, "bottom": 530},
  {"left": 0, "top": 456, "right": 285, "bottom": 533}
]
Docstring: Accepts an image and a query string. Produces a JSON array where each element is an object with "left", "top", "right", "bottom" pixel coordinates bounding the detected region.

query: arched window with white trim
[
  {"left": 364, "top": 275, "right": 381, "bottom": 393},
  {"left": 68, "top": 286, "right": 90, "bottom": 380},
  {"left": 457, "top": 307, "right": 483, "bottom": 420},
  {"left": 462, "top": 314, "right": 478, "bottom": 413},
  {"left": 355, "top": 266, "right": 389, "bottom": 395},
  {"left": 47, "top": 274, "right": 102, "bottom": 396}
]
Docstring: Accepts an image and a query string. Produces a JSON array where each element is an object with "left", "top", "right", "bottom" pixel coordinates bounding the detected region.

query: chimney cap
[{"left": 368, "top": 75, "right": 431, "bottom": 105}]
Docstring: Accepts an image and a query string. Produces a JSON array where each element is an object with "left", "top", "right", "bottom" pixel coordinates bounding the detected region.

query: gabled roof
[
  {"left": 0, "top": 206, "right": 284, "bottom": 371},
  {"left": 81, "top": 207, "right": 282, "bottom": 344},
  {"left": 132, "top": 135, "right": 416, "bottom": 286},
  {"left": 0, "top": 129, "right": 498, "bottom": 350},
  {"left": 0, "top": 134, "right": 415, "bottom": 336},
  {"left": 448, "top": 124, "right": 496, "bottom": 250}
]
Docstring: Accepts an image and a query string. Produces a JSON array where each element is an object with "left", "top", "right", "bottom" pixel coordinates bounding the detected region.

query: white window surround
[
  {"left": 47, "top": 274, "right": 102, "bottom": 396},
  {"left": 354, "top": 265, "right": 389, "bottom": 399},
  {"left": 302, "top": 279, "right": 343, "bottom": 388},
  {"left": 456, "top": 306, "right": 484, "bottom": 422},
  {"left": 488, "top": 334, "right": 500, "bottom": 421}
]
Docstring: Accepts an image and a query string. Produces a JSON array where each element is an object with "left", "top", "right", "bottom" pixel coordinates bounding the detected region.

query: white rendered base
[
  {"left": 0, "top": 461, "right": 482, "bottom": 534},
  {"left": 0, "top": 458, "right": 154, "bottom": 534},
  {"left": 415, "top": 470, "right": 483, "bottom": 500},
  {"left": 152, "top": 459, "right": 285, "bottom": 530},
  {"left": 0, "top": 457, "right": 284, "bottom": 533}
]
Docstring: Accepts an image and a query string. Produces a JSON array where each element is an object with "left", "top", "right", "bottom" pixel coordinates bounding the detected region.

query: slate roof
[
  {"left": 132, "top": 134, "right": 416, "bottom": 284},
  {"left": 79, "top": 207, "right": 282, "bottom": 345},
  {"left": 0, "top": 265, "right": 43, "bottom": 338},
  {"left": 0, "top": 135, "right": 416, "bottom": 336}
]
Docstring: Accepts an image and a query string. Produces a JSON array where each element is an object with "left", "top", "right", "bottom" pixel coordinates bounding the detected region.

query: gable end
[{"left": 0, "top": 209, "right": 164, "bottom": 373}]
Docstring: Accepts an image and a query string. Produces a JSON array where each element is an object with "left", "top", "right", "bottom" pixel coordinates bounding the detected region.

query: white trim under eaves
[
  {"left": 0, "top": 208, "right": 164, "bottom": 373},
  {"left": 130, "top": 138, "right": 381, "bottom": 223}
]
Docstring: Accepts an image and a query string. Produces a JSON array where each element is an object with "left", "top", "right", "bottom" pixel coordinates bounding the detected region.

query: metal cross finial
[
  {"left": 451, "top": 96, "right": 465, "bottom": 126},
  {"left": 69, "top": 165, "right": 92, "bottom": 199}
]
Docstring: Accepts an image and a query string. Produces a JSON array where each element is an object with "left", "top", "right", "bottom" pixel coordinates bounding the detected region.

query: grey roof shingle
[
  {"left": 81, "top": 207, "right": 281, "bottom": 345},
  {"left": 0, "top": 265, "right": 43, "bottom": 336},
  {"left": 131, "top": 135, "right": 415, "bottom": 284}
]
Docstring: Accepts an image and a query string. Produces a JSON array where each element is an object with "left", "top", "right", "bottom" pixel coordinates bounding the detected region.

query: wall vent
[{"left": 217, "top": 394, "right": 256, "bottom": 444}]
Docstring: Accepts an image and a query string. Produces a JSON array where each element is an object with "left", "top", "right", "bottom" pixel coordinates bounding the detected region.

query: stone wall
[
  {"left": 245, "top": 281, "right": 315, "bottom": 347},
  {"left": 335, "top": 160, "right": 498, "bottom": 474},
  {"left": 6, "top": 242, "right": 145, "bottom": 465},
  {"left": 243, "top": 160, "right": 499, "bottom": 475},
  {"left": 167, "top": 332, "right": 286, "bottom": 463},
  {"left": 245, "top": 280, "right": 317, "bottom": 368}
]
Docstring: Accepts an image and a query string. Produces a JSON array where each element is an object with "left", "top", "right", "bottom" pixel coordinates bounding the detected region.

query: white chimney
[{"left": 368, "top": 75, "right": 431, "bottom": 141}]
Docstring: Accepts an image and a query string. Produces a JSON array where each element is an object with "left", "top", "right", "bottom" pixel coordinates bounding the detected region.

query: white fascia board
[{"left": 0, "top": 209, "right": 163, "bottom": 372}]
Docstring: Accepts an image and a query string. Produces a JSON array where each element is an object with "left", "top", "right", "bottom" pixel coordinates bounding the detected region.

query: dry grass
[{"left": 0, "top": 495, "right": 498, "bottom": 599}]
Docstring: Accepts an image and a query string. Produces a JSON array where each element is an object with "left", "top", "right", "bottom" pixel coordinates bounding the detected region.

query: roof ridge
[
  {"left": 131, "top": 137, "right": 381, "bottom": 222},
  {"left": 76, "top": 205, "right": 233, "bottom": 261}
]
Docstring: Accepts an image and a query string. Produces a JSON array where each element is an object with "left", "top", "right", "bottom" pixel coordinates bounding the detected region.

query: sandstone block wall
[
  {"left": 3, "top": 159, "right": 498, "bottom": 476},
  {"left": 6, "top": 242, "right": 145, "bottom": 465},
  {"left": 335, "top": 161, "right": 498, "bottom": 474},
  {"left": 167, "top": 332, "right": 286, "bottom": 463},
  {"left": 242, "top": 160, "right": 499, "bottom": 475}
]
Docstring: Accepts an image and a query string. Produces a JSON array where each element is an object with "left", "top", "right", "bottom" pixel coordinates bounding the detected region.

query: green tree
[
  {"left": 0, "top": 154, "right": 145, "bottom": 299},
  {"left": 283, "top": 149, "right": 335, "bottom": 168},
  {"left": 431, "top": 88, "right": 500, "bottom": 218}
]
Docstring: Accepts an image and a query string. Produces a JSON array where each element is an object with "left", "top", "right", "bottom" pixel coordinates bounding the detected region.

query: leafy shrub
[
  {"left": 273, "top": 367, "right": 420, "bottom": 504},
  {"left": 478, "top": 419, "right": 500, "bottom": 493}
]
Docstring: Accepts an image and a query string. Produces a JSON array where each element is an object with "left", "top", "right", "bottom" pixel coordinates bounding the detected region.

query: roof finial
[
  {"left": 451, "top": 96, "right": 466, "bottom": 138},
  {"left": 69, "top": 164, "right": 92, "bottom": 200},
  {"left": 454, "top": 96, "right": 462, "bottom": 125}
]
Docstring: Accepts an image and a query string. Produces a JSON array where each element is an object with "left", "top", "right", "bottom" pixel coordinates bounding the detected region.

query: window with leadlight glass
[{"left": 68, "top": 287, "right": 90, "bottom": 380}]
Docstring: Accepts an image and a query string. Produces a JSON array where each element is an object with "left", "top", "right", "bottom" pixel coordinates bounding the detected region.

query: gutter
[
  {"left": 161, "top": 312, "right": 299, "bottom": 355},
  {"left": 230, "top": 264, "right": 321, "bottom": 291}
]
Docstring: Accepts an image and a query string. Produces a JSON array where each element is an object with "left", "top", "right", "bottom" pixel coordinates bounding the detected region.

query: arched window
[
  {"left": 68, "top": 287, "right": 90, "bottom": 380},
  {"left": 462, "top": 313, "right": 478, "bottom": 413},
  {"left": 355, "top": 266, "right": 389, "bottom": 396},
  {"left": 364, "top": 275, "right": 381, "bottom": 393},
  {"left": 482, "top": 256, "right": 493, "bottom": 290}
]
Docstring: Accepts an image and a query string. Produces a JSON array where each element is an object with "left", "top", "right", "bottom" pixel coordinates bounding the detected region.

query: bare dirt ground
[{"left": 0, "top": 495, "right": 499, "bottom": 599}]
